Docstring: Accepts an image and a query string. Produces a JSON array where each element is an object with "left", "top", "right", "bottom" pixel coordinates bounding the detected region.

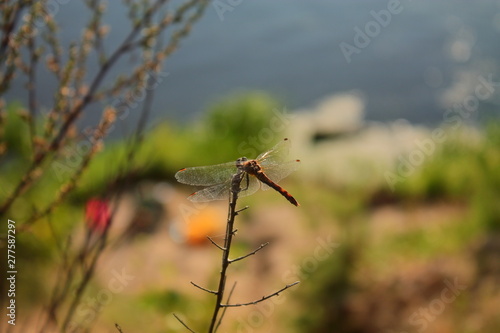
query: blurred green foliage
[
  {"left": 1, "top": 102, "right": 31, "bottom": 159},
  {"left": 393, "top": 123, "right": 500, "bottom": 232}
]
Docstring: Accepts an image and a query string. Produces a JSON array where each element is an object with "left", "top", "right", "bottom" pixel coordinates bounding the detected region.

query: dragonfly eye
[{"left": 236, "top": 157, "right": 248, "bottom": 163}]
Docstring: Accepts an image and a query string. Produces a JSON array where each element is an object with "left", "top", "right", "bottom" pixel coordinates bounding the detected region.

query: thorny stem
[{"left": 207, "top": 171, "right": 244, "bottom": 333}]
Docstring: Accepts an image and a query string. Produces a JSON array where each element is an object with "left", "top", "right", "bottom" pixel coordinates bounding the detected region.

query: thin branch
[
  {"left": 214, "top": 281, "right": 237, "bottom": 333},
  {"left": 207, "top": 236, "right": 225, "bottom": 251},
  {"left": 235, "top": 206, "right": 249, "bottom": 214},
  {"left": 26, "top": 22, "right": 38, "bottom": 156},
  {"left": 229, "top": 242, "right": 270, "bottom": 264},
  {"left": 221, "top": 282, "right": 300, "bottom": 308},
  {"left": 207, "top": 171, "right": 244, "bottom": 333},
  {"left": 190, "top": 281, "right": 217, "bottom": 295},
  {"left": 0, "top": 2, "right": 27, "bottom": 66},
  {"left": 20, "top": 112, "right": 116, "bottom": 232},
  {"left": 173, "top": 313, "right": 196, "bottom": 333},
  {"left": 60, "top": 217, "right": 113, "bottom": 332},
  {"left": 38, "top": 235, "right": 76, "bottom": 332},
  {"left": 115, "top": 323, "right": 124, "bottom": 333},
  {"left": 121, "top": 38, "right": 165, "bottom": 173},
  {"left": 47, "top": 0, "right": 173, "bottom": 152}
]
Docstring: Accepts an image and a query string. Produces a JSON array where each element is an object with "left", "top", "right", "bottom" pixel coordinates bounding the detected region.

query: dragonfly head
[{"left": 235, "top": 157, "right": 248, "bottom": 168}]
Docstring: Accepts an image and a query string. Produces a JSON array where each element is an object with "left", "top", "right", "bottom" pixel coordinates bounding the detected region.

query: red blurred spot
[{"left": 85, "top": 198, "right": 111, "bottom": 233}]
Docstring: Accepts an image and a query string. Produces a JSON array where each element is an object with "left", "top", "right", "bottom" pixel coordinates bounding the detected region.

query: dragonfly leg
[{"left": 241, "top": 173, "right": 250, "bottom": 192}]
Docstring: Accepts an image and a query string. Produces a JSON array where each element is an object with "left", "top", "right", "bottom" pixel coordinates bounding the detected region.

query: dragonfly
[{"left": 175, "top": 138, "right": 300, "bottom": 206}]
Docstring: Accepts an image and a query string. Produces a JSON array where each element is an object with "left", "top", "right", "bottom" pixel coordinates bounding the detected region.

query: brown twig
[
  {"left": 115, "top": 323, "right": 124, "bottom": 333},
  {"left": 207, "top": 236, "right": 225, "bottom": 250},
  {"left": 190, "top": 281, "right": 217, "bottom": 295},
  {"left": 229, "top": 242, "right": 270, "bottom": 264},
  {"left": 220, "top": 282, "right": 300, "bottom": 308},
  {"left": 173, "top": 313, "right": 197, "bottom": 333}
]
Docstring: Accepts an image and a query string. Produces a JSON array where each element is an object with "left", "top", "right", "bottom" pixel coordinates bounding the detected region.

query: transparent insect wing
[
  {"left": 255, "top": 138, "right": 299, "bottom": 189},
  {"left": 187, "top": 182, "right": 231, "bottom": 202},
  {"left": 260, "top": 159, "right": 301, "bottom": 190},
  {"left": 257, "top": 138, "right": 291, "bottom": 167},
  {"left": 175, "top": 161, "right": 237, "bottom": 186},
  {"left": 187, "top": 175, "right": 260, "bottom": 202}
]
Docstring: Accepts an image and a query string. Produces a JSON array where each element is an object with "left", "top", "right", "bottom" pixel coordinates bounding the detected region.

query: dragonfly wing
[
  {"left": 256, "top": 138, "right": 291, "bottom": 162},
  {"left": 188, "top": 175, "right": 260, "bottom": 202},
  {"left": 175, "top": 161, "right": 237, "bottom": 186},
  {"left": 187, "top": 182, "right": 231, "bottom": 202},
  {"left": 260, "top": 159, "right": 301, "bottom": 190}
]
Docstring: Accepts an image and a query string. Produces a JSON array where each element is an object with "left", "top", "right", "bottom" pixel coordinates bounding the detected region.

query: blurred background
[
  {"left": 1, "top": 0, "right": 500, "bottom": 332},
  {"left": 5, "top": 0, "right": 500, "bottom": 127}
]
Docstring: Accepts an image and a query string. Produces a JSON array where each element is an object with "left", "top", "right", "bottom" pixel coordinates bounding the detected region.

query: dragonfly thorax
[{"left": 235, "top": 158, "right": 261, "bottom": 175}]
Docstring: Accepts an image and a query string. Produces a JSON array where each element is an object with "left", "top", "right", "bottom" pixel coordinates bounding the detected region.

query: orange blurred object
[{"left": 184, "top": 206, "right": 225, "bottom": 245}]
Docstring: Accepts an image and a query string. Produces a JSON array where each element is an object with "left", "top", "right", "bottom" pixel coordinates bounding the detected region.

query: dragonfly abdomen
[{"left": 254, "top": 171, "right": 299, "bottom": 206}]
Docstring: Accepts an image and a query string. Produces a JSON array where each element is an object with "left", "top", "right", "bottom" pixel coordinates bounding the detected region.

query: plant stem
[{"left": 207, "top": 172, "right": 244, "bottom": 333}]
